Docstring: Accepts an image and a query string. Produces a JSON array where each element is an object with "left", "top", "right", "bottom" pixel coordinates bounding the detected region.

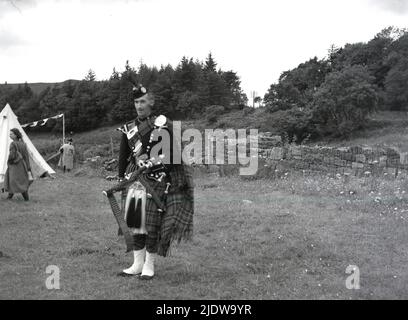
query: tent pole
[{"left": 62, "top": 113, "right": 65, "bottom": 144}]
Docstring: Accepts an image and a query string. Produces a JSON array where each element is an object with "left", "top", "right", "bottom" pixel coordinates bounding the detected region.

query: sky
[{"left": 0, "top": 0, "right": 408, "bottom": 99}]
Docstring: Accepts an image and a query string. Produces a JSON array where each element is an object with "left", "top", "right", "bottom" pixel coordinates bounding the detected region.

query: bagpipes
[
  {"left": 104, "top": 113, "right": 171, "bottom": 251},
  {"left": 102, "top": 156, "right": 169, "bottom": 252}
]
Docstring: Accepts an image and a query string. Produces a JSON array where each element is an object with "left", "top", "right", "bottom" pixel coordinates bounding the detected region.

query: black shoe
[
  {"left": 7, "top": 194, "right": 13, "bottom": 200},
  {"left": 22, "top": 192, "right": 29, "bottom": 201},
  {"left": 116, "top": 271, "right": 137, "bottom": 277},
  {"left": 139, "top": 275, "right": 154, "bottom": 281}
]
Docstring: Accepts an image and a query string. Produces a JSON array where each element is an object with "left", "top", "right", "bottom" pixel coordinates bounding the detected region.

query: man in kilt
[{"left": 117, "top": 84, "right": 194, "bottom": 280}]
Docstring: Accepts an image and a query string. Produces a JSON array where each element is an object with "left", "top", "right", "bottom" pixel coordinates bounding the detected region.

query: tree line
[
  {"left": 1, "top": 27, "right": 408, "bottom": 141},
  {"left": 0, "top": 53, "right": 248, "bottom": 132},
  {"left": 263, "top": 26, "right": 408, "bottom": 140}
]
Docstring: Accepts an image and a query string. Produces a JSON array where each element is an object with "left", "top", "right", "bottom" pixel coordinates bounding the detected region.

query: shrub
[
  {"left": 205, "top": 105, "right": 226, "bottom": 124},
  {"left": 311, "top": 65, "right": 379, "bottom": 138}
]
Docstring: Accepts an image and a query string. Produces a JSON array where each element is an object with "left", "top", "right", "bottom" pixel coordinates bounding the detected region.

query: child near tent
[{"left": 4, "top": 128, "right": 33, "bottom": 201}]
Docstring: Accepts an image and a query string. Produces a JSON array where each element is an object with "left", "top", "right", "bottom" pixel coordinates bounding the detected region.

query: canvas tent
[{"left": 0, "top": 104, "right": 55, "bottom": 184}]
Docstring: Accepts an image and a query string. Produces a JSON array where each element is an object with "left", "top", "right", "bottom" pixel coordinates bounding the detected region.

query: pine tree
[
  {"left": 84, "top": 69, "right": 96, "bottom": 81},
  {"left": 110, "top": 67, "right": 120, "bottom": 81},
  {"left": 204, "top": 52, "right": 217, "bottom": 72}
]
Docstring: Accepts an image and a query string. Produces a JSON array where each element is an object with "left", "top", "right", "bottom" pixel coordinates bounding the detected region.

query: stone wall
[{"left": 202, "top": 132, "right": 408, "bottom": 176}]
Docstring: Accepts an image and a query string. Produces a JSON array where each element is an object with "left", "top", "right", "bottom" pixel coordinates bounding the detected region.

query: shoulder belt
[{"left": 117, "top": 116, "right": 168, "bottom": 146}]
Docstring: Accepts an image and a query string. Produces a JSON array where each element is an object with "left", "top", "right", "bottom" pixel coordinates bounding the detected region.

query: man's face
[{"left": 134, "top": 95, "right": 153, "bottom": 118}]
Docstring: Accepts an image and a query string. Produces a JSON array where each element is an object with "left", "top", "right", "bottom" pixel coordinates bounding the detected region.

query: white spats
[
  {"left": 122, "top": 248, "right": 146, "bottom": 275},
  {"left": 141, "top": 251, "right": 156, "bottom": 280}
]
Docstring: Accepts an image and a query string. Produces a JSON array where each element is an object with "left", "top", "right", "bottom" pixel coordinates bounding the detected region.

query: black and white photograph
[{"left": 1, "top": 0, "right": 408, "bottom": 305}]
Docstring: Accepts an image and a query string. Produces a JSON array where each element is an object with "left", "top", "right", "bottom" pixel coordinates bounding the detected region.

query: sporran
[{"left": 124, "top": 181, "right": 147, "bottom": 235}]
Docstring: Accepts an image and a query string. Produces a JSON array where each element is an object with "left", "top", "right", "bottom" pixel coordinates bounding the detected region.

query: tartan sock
[
  {"left": 145, "top": 233, "right": 158, "bottom": 253},
  {"left": 133, "top": 234, "right": 147, "bottom": 250}
]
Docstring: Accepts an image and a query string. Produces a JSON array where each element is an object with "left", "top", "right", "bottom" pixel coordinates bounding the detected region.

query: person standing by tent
[
  {"left": 4, "top": 128, "right": 32, "bottom": 201},
  {"left": 58, "top": 138, "right": 75, "bottom": 173},
  {"left": 0, "top": 104, "right": 56, "bottom": 184}
]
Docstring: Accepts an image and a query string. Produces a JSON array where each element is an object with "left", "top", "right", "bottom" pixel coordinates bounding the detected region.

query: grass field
[{"left": 1, "top": 166, "right": 407, "bottom": 300}]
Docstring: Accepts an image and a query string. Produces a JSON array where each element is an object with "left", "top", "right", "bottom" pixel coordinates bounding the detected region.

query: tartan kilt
[{"left": 144, "top": 164, "right": 194, "bottom": 257}]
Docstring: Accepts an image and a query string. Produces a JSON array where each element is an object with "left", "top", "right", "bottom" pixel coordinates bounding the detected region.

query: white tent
[{"left": 0, "top": 104, "right": 55, "bottom": 184}]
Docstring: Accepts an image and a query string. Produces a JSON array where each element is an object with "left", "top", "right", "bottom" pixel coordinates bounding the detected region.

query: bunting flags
[
  {"left": 116, "top": 126, "right": 127, "bottom": 134},
  {"left": 21, "top": 114, "right": 63, "bottom": 128}
]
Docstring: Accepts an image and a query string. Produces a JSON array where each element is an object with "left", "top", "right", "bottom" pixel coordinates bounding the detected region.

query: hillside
[
  {"left": 1, "top": 82, "right": 56, "bottom": 95},
  {"left": 0, "top": 80, "right": 82, "bottom": 95},
  {"left": 321, "top": 111, "right": 408, "bottom": 152},
  {"left": 203, "top": 109, "right": 408, "bottom": 145}
]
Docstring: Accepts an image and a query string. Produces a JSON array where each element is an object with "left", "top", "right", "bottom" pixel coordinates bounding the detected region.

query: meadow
[{"left": 1, "top": 165, "right": 407, "bottom": 299}]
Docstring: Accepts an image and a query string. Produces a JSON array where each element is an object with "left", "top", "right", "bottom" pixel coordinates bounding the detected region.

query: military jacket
[{"left": 118, "top": 114, "right": 175, "bottom": 178}]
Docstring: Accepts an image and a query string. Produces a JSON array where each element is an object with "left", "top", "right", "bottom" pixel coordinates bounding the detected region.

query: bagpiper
[{"left": 115, "top": 84, "right": 194, "bottom": 280}]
